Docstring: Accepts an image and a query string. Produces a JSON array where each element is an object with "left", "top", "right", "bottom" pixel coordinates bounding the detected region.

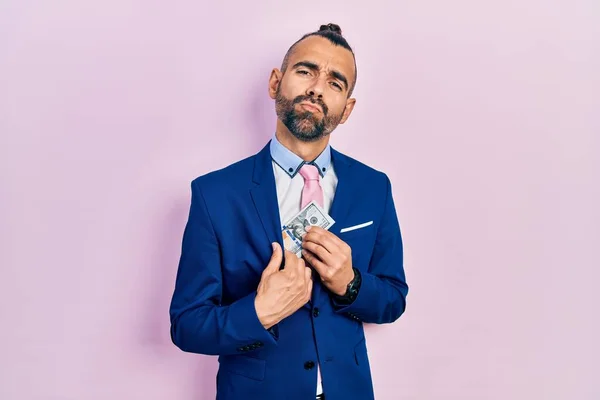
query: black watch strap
[{"left": 332, "top": 267, "right": 361, "bottom": 305}]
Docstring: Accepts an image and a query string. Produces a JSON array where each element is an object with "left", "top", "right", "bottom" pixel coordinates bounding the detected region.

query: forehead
[{"left": 288, "top": 36, "right": 355, "bottom": 79}]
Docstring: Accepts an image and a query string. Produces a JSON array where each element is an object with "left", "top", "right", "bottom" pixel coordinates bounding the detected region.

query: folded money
[{"left": 282, "top": 201, "right": 335, "bottom": 257}]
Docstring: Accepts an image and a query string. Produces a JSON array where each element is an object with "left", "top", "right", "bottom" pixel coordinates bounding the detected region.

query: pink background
[{"left": 1, "top": 1, "right": 599, "bottom": 399}]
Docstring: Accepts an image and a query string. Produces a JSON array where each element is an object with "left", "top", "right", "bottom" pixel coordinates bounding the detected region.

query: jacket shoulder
[
  {"left": 334, "top": 149, "right": 390, "bottom": 185},
  {"left": 191, "top": 153, "right": 256, "bottom": 190}
]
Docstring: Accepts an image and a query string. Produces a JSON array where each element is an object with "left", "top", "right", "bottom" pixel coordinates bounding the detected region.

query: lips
[{"left": 299, "top": 102, "right": 322, "bottom": 113}]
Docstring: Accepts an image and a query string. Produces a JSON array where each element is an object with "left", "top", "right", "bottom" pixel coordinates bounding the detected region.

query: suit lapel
[
  {"left": 249, "top": 142, "right": 284, "bottom": 251},
  {"left": 250, "top": 142, "right": 317, "bottom": 310},
  {"left": 327, "top": 148, "right": 354, "bottom": 235},
  {"left": 312, "top": 147, "right": 354, "bottom": 307}
]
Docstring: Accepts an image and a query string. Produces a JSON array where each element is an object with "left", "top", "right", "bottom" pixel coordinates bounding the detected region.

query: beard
[{"left": 275, "top": 88, "right": 344, "bottom": 142}]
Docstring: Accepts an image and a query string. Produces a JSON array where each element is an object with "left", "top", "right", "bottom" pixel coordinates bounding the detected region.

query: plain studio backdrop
[{"left": 1, "top": 1, "right": 598, "bottom": 399}]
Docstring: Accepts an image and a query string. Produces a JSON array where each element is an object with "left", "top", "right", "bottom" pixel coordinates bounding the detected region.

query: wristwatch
[{"left": 332, "top": 267, "right": 361, "bottom": 305}]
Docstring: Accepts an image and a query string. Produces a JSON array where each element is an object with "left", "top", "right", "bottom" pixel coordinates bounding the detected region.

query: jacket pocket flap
[{"left": 219, "top": 355, "right": 266, "bottom": 381}]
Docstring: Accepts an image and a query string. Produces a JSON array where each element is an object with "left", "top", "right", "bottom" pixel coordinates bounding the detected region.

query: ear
[
  {"left": 339, "top": 97, "right": 356, "bottom": 124},
  {"left": 268, "top": 68, "right": 283, "bottom": 99}
]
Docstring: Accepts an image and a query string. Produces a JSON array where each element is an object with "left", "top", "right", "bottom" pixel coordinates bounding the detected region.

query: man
[{"left": 169, "top": 23, "right": 409, "bottom": 400}]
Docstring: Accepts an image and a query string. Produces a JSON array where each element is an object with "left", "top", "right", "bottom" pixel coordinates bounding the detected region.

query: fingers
[
  {"left": 304, "top": 264, "right": 312, "bottom": 286},
  {"left": 295, "top": 256, "right": 306, "bottom": 278},
  {"left": 302, "top": 249, "right": 328, "bottom": 278},
  {"left": 302, "top": 240, "right": 333, "bottom": 265},
  {"left": 283, "top": 249, "right": 299, "bottom": 269},
  {"left": 283, "top": 248, "right": 306, "bottom": 272},
  {"left": 306, "top": 226, "right": 342, "bottom": 243},
  {"left": 303, "top": 229, "right": 341, "bottom": 254},
  {"left": 305, "top": 267, "right": 313, "bottom": 302},
  {"left": 280, "top": 248, "right": 312, "bottom": 305},
  {"left": 283, "top": 248, "right": 294, "bottom": 263},
  {"left": 263, "top": 242, "right": 282, "bottom": 276}
]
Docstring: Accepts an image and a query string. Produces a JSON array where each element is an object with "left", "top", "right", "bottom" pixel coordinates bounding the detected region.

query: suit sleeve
[
  {"left": 332, "top": 174, "right": 409, "bottom": 324},
  {"left": 169, "top": 179, "right": 278, "bottom": 356}
]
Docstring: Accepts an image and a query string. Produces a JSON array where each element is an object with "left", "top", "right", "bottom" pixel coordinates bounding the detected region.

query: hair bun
[{"left": 319, "top": 23, "right": 342, "bottom": 35}]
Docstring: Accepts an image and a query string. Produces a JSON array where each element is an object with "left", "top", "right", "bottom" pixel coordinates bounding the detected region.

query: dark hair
[{"left": 281, "top": 23, "right": 357, "bottom": 96}]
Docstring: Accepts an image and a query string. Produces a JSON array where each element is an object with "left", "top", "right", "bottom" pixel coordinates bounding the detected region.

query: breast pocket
[
  {"left": 338, "top": 220, "right": 376, "bottom": 269},
  {"left": 339, "top": 220, "right": 374, "bottom": 240}
]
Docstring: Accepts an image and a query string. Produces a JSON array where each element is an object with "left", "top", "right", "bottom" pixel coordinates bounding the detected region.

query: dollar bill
[{"left": 281, "top": 200, "right": 335, "bottom": 257}]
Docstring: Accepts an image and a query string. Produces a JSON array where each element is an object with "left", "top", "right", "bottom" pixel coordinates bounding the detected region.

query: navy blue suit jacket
[{"left": 169, "top": 142, "right": 408, "bottom": 400}]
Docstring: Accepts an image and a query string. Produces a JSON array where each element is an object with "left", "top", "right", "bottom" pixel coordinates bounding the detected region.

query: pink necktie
[{"left": 299, "top": 164, "right": 324, "bottom": 209}]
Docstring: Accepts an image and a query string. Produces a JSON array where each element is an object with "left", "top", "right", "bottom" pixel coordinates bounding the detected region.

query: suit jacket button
[
  {"left": 312, "top": 307, "right": 320, "bottom": 317},
  {"left": 304, "top": 361, "right": 315, "bottom": 370}
]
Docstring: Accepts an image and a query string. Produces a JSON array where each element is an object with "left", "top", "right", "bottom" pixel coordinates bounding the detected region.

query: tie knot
[{"left": 299, "top": 164, "right": 320, "bottom": 181}]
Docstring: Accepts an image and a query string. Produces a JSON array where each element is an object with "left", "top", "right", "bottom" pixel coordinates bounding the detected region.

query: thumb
[{"left": 263, "top": 242, "right": 283, "bottom": 275}]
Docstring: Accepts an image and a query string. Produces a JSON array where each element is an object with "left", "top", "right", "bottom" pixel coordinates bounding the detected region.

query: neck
[{"left": 275, "top": 120, "right": 330, "bottom": 162}]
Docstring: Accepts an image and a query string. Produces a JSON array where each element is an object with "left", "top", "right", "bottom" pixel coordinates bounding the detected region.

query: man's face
[{"left": 272, "top": 36, "right": 356, "bottom": 142}]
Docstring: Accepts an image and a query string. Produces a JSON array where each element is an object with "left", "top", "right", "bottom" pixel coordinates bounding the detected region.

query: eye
[
  {"left": 330, "top": 81, "right": 342, "bottom": 90},
  {"left": 297, "top": 70, "right": 310, "bottom": 76}
]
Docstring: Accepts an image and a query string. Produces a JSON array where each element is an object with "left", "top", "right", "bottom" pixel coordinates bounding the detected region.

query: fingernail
[
  {"left": 305, "top": 226, "right": 312, "bottom": 231},
  {"left": 272, "top": 242, "right": 277, "bottom": 250}
]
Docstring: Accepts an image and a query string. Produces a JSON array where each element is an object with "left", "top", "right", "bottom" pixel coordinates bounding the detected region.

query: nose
[{"left": 306, "top": 76, "right": 325, "bottom": 98}]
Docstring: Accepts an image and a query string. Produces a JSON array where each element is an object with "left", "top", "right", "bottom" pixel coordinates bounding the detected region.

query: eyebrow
[{"left": 292, "top": 60, "right": 349, "bottom": 91}]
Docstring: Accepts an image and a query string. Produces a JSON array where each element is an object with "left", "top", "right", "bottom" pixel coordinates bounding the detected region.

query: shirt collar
[{"left": 270, "top": 134, "right": 331, "bottom": 178}]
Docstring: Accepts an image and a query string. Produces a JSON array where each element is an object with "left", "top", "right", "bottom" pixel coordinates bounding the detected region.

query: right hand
[{"left": 255, "top": 243, "right": 313, "bottom": 329}]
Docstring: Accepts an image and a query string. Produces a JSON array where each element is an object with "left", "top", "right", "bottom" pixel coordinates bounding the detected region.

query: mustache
[{"left": 292, "top": 95, "right": 328, "bottom": 115}]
